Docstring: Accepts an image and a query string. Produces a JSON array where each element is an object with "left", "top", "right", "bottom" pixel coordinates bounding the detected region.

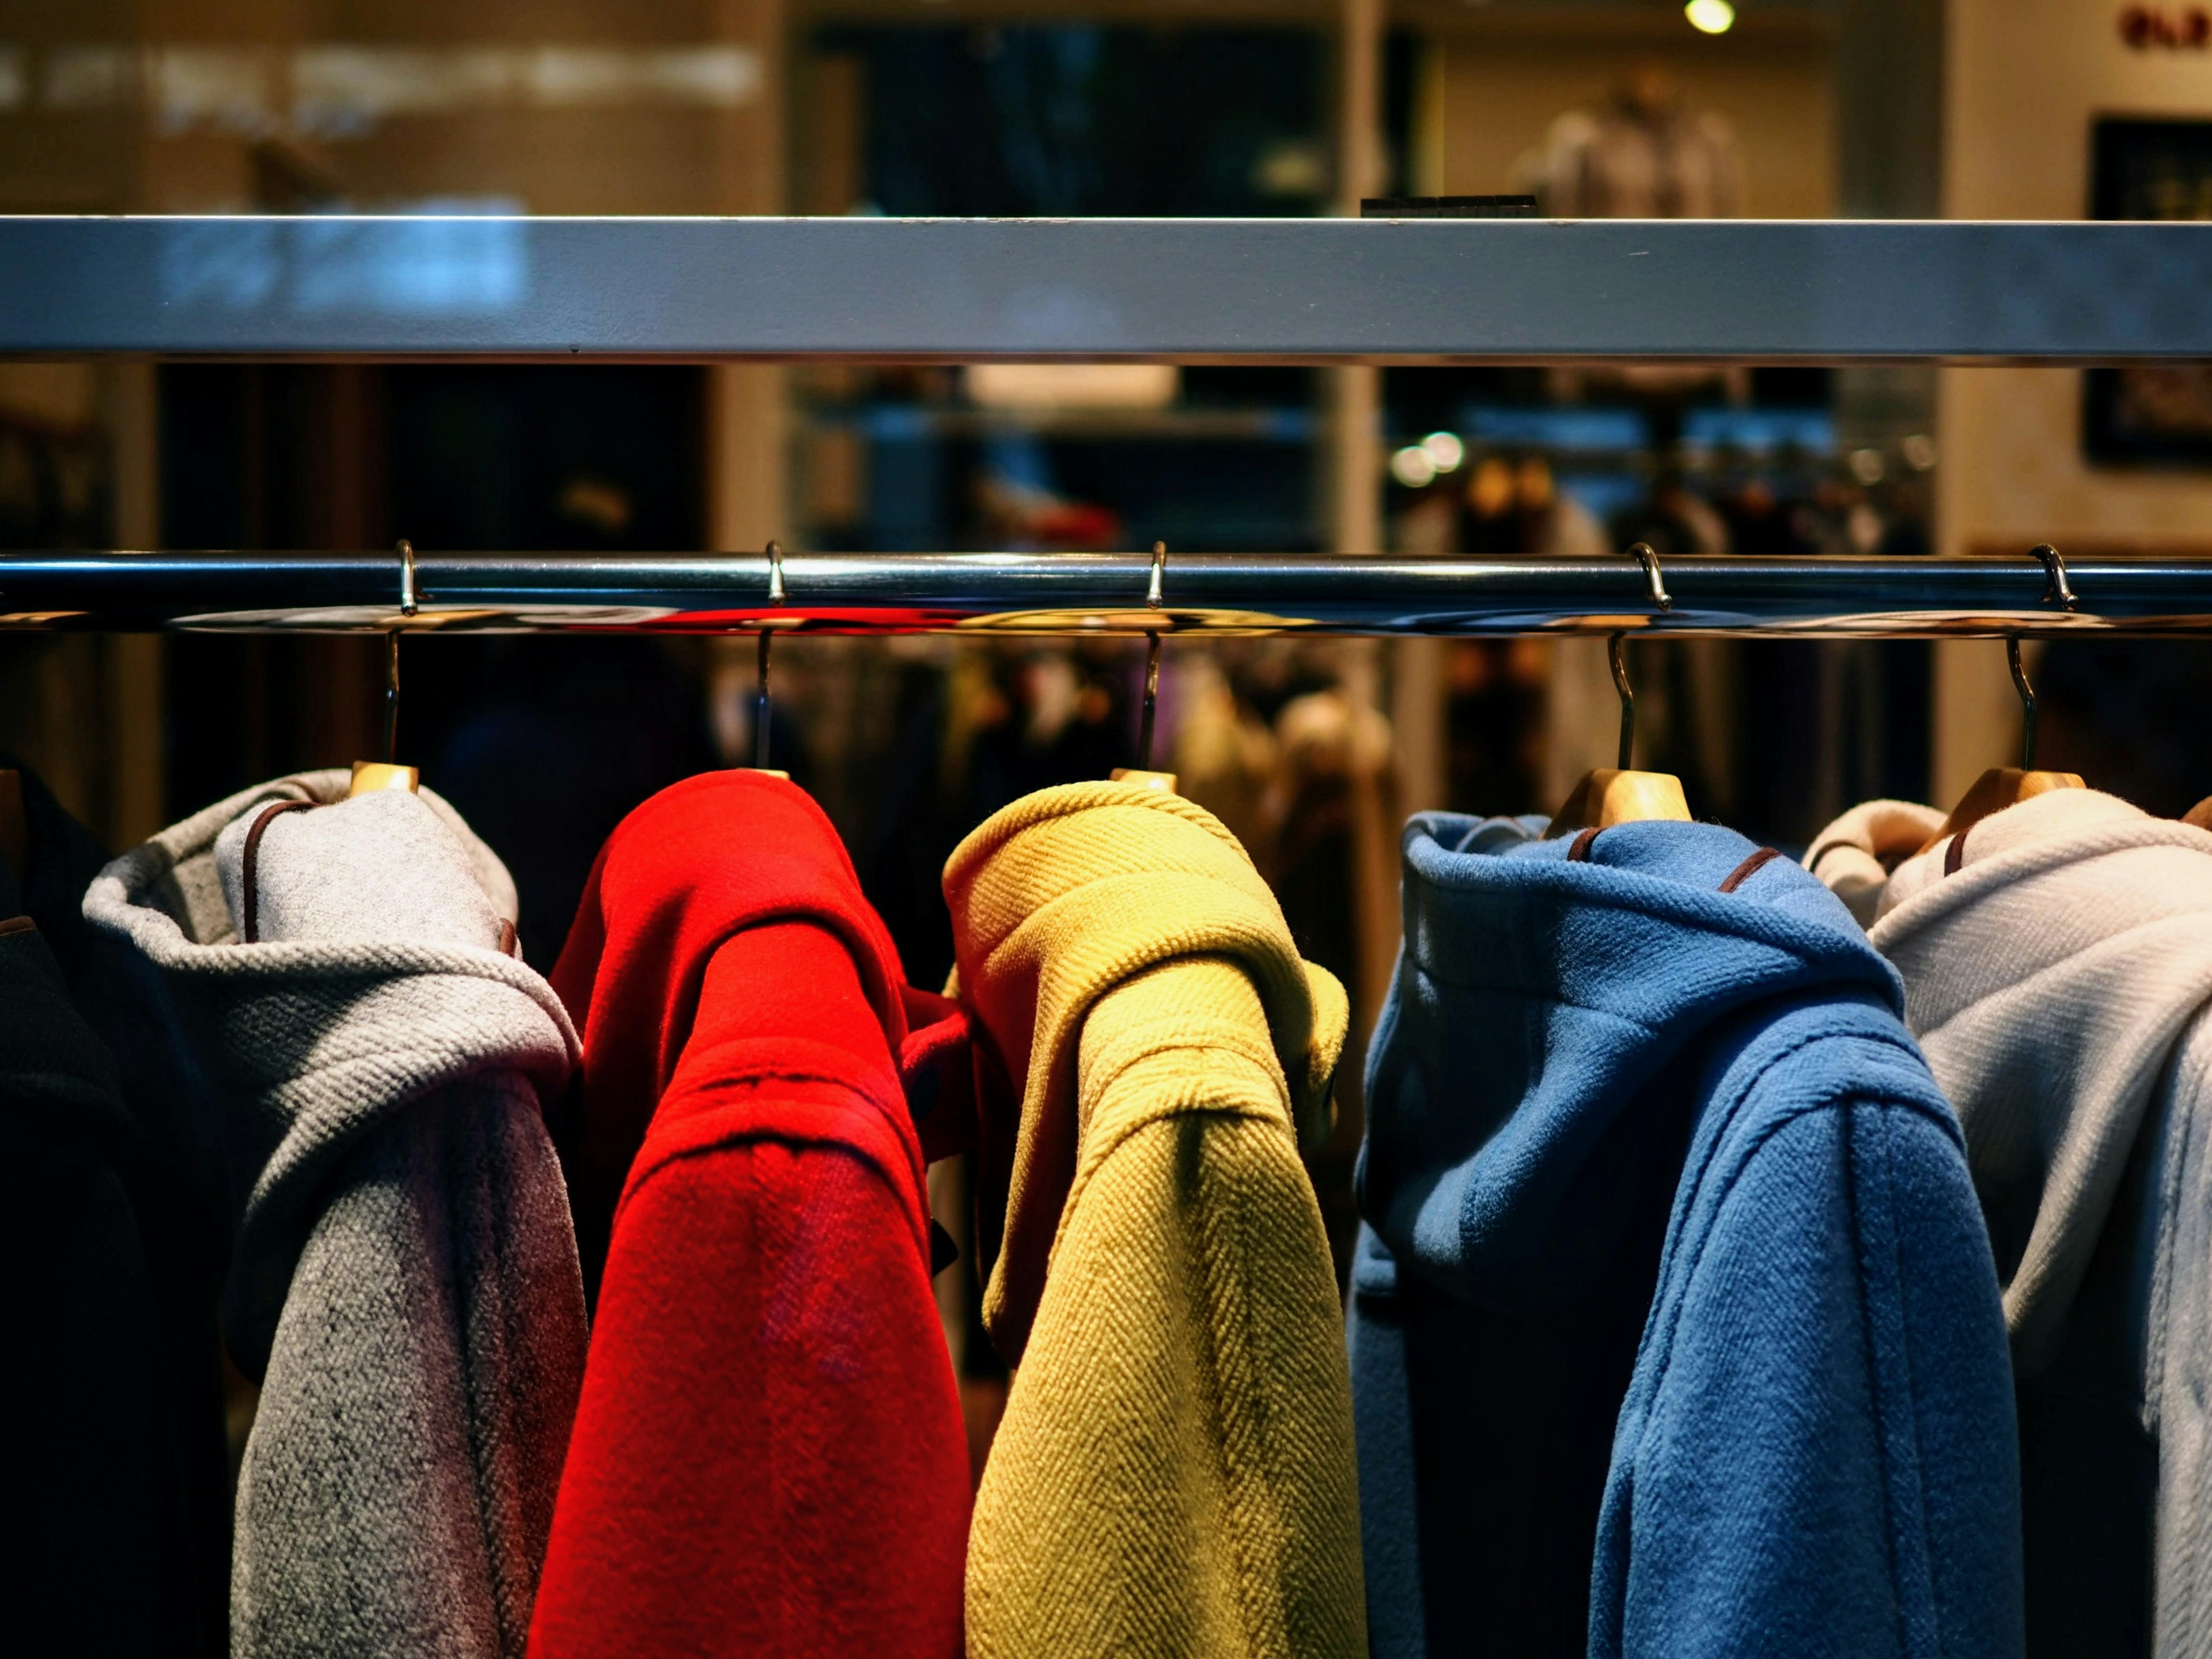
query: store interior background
[{"left": 6, "top": 0, "right": 2212, "bottom": 1444}]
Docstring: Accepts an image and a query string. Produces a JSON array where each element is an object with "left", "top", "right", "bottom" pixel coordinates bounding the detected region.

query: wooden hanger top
[
  {"left": 1918, "top": 635, "right": 2082, "bottom": 854},
  {"left": 353, "top": 543, "right": 422, "bottom": 797},
  {"left": 1547, "top": 627, "right": 1690, "bottom": 835}
]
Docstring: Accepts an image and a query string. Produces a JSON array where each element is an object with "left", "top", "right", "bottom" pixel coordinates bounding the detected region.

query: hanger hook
[
  {"left": 756, "top": 540, "right": 785, "bottom": 770},
  {"left": 2008, "top": 635, "right": 2039, "bottom": 770},
  {"left": 2031, "top": 543, "right": 2077, "bottom": 612},
  {"left": 1628, "top": 540, "right": 1672, "bottom": 612},
  {"left": 385, "top": 539, "right": 417, "bottom": 764},
  {"left": 1609, "top": 631, "right": 1637, "bottom": 771},
  {"left": 1138, "top": 541, "right": 1166, "bottom": 770}
]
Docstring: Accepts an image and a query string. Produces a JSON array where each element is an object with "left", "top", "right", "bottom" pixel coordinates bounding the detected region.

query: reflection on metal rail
[
  {"left": 10, "top": 217, "right": 2212, "bottom": 363},
  {"left": 12, "top": 548, "right": 2212, "bottom": 638}
]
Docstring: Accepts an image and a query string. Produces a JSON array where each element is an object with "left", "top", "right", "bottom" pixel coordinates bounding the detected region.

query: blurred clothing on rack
[
  {"left": 419, "top": 638, "right": 722, "bottom": 974},
  {"left": 1521, "top": 64, "right": 1744, "bottom": 220},
  {"left": 0, "top": 830, "right": 180, "bottom": 1658},
  {"left": 535, "top": 771, "right": 969, "bottom": 1659},
  {"left": 1352, "top": 813, "right": 2023, "bottom": 1659},
  {"left": 4, "top": 758, "right": 230, "bottom": 1658},
  {"left": 85, "top": 774, "right": 586, "bottom": 1659},
  {"left": 1811, "top": 789, "right": 2212, "bottom": 1659},
  {"left": 944, "top": 781, "right": 1365, "bottom": 1659}
]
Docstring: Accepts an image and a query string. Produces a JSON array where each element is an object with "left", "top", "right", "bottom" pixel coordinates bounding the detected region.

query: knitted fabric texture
[
  {"left": 1354, "top": 813, "right": 2022, "bottom": 1659},
  {"left": 1802, "top": 797, "right": 1947, "bottom": 928},
  {"left": 84, "top": 772, "right": 585, "bottom": 1659},
  {"left": 532, "top": 770, "right": 969, "bottom": 1659},
  {"left": 1810, "top": 787, "right": 2212, "bottom": 1658},
  {"left": 942, "top": 780, "right": 1364, "bottom": 1659}
]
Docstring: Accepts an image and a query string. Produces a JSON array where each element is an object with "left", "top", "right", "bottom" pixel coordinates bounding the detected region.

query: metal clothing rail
[
  {"left": 7, "top": 548, "right": 2212, "bottom": 638},
  {"left": 6, "top": 216, "right": 2212, "bottom": 363}
]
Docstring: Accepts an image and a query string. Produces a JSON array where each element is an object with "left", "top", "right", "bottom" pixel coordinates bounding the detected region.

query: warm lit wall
[
  {"left": 1940, "top": 0, "right": 2212, "bottom": 559},
  {"left": 1419, "top": 9, "right": 1836, "bottom": 217},
  {"left": 1934, "top": 0, "right": 2212, "bottom": 799}
]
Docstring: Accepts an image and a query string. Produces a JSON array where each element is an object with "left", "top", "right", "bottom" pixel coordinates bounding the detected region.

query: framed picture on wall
[{"left": 2085, "top": 118, "right": 2212, "bottom": 467}]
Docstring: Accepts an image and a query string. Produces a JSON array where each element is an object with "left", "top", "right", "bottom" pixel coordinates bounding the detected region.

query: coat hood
[
  {"left": 1362, "top": 812, "right": 1902, "bottom": 1312},
  {"left": 0, "top": 884, "right": 136, "bottom": 1162},
  {"left": 0, "top": 752, "right": 113, "bottom": 986},
  {"left": 942, "top": 780, "right": 1348, "bottom": 1366},
  {"left": 1851, "top": 787, "right": 2212, "bottom": 1371},
  {"left": 550, "top": 769, "right": 965, "bottom": 1285},
  {"left": 82, "top": 770, "right": 577, "bottom": 1377}
]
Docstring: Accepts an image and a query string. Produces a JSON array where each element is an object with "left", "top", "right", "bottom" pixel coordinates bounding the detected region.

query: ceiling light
[
  {"left": 1422, "top": 431, "right": 1467, "bottom": 472},
  {"left": 1391, "top": 445, "right": 1438, "bottom": 488},
  {"left": 1685, "top": 0, "right": 1736, "bottom": 33}
]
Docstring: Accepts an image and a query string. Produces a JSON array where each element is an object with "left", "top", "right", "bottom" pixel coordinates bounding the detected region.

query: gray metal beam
[
  {"left": 3, "top": 549, "right": 2209, "bottom": 638},
  {"left": 4, "top": 215, "right": 2212, "bottom": 363}
]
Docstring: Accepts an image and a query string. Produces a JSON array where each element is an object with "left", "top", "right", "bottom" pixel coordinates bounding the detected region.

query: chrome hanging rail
[
  {"left": 9, "top": 547, "right": 2212, "bottom": 638},
  {"left": 6, "top": 217, "right": 2212, "bottom": 363}
]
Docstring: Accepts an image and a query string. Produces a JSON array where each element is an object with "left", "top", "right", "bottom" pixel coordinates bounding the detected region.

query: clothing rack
[
  {"left": 7, "top": 215, "right": 2212, "bottom": 361},
  {"left": 3, "top": 548, "right": 2212, "bottom": 638},
  {"left": 10, "top": 213, "right": 2212, "bottom": 639}
]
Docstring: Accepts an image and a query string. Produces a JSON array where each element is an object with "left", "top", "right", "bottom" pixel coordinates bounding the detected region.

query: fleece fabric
[
  {"left": 1812, "top": 788, "right": 2212, "bottom": 1659},
  {"left": 1353, "top": 813, "right": 2022, "bottom": 1659},
  {"left": 531, "top": 770, "right": 969, "bottom": 1659},
  {"left": 0, "top": 852, "right": 175, "bottom": 1657},
  {"left": 943, "top": 780, "right": 1365, "bottom": 1659},
  {"left": 84, "top": 772, "right": 586, "bottom": 1659}
]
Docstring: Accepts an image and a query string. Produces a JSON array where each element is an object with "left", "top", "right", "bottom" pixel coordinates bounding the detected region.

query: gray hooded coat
[{"left": 84, "top": 771, "right": 586, "bottom": 1659}]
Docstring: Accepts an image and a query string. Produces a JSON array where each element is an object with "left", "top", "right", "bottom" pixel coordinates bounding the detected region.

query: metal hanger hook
[
  {"left": 385, "top": 539, "right": 416, "bottom": 763},
  {"left": 2031, "top": 543, "right": 2077, "bottom": 612},
  {"left": 1608, "top": 631, "right": 1637, "bottom": 771},
  {"left": 1628, "top": 541, "right": 1673, "bottom": 612},
  {"left": 756, "top": 540, "right": 786, "bottom": 770},
  {"left": 1138, "top": 541, "right": 1166, "bottom": 769},
  {"left": 2008, "top": 635, "right": 2039, "bottom": 770}
]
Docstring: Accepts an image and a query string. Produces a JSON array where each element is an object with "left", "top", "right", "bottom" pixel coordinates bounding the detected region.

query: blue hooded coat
[{"left": 1348, "top": 814, "right": 2022, "bottom": 1659}]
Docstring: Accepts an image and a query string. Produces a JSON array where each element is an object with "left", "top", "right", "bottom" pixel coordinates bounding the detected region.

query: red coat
[{"left": 529, "top": 771, "right": 970, "bottom": 1659}]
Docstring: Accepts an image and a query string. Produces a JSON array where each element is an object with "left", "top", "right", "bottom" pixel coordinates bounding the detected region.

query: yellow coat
[{"left": 944, "top": 781, "right": 1366, "bottom": 1658}]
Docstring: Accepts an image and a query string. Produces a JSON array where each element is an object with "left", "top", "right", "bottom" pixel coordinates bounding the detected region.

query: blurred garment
[
  {"left": 1353, "top": 813, "right": 2022, "bottom": 1659},
  {"left": 85, "top": 775, "right": 585, "bottom": 1659},
  {"left": 425, "top": 639, "right": 721, "bottom": 974},
  {"left": 0, "top": 855, "right": 176, "bottom": 1658},
  {"left": 1813, "top": 789, "right": 2212, "bottom": 1659},
  {"left": 2, "top": 758, "right": 234, "bottom": 1657},
  {"left": 535, "top": 772, "right": 969, "bottom": 1659},
  {"left": 1529, "top": 96, "right": 1743, "bottom": 219},
  {"left": 945, "top": 781, "right": 1364, "bottom": 1659}
]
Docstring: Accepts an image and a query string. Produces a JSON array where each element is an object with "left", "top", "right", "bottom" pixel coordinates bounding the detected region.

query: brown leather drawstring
[
  {"left": 1943, "top": 823, "right": 1969, "bottom": 877},
  {"left": 240, "top": 800, "right": 315, "bottom": 944},
  {"left": 1567, "top": 827, "right": 1603, "bottom": 862},
  {"left": 1718, "top": 846, "right": 1782, "bottom": 894}
]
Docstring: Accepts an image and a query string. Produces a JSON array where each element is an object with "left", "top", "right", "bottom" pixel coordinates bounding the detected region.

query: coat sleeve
[
  {"left": 1590, "top": 1097, "right": 2024, "bottom": 1659},
  {"left": 525, "top": 1125, "right": 970, "bottom": 1659},
  {"left": 234, "top": 1077, "right": 586, "bottom": 1659},
  {"left": 965, "top": 960, "right": 1366, "bottom": 1659}
]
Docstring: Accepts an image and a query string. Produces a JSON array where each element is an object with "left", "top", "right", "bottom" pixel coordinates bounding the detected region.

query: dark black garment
[
  {"left": 0, "top": 876, "right": 171, "bottom": 1654},
  {"left": 1, "top": 761, "right": 230, "bottom": 1657}
]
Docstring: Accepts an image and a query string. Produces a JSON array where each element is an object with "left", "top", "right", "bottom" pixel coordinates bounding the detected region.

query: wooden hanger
[
  {"left": 1546, "top": 541, "right": 1691, "bottom": 839},
  {"left": 0, "top": 768, "right": 29, "bottom": 881},
  {"left": 1111, "top": 543, "right": 1179, "bottom": 793},
  {"left": 353, "top": 540, "right": 421, "bottom": 796},
  {"left": 1918, "top": 630, "right": 2082, "bottom": 856}
]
